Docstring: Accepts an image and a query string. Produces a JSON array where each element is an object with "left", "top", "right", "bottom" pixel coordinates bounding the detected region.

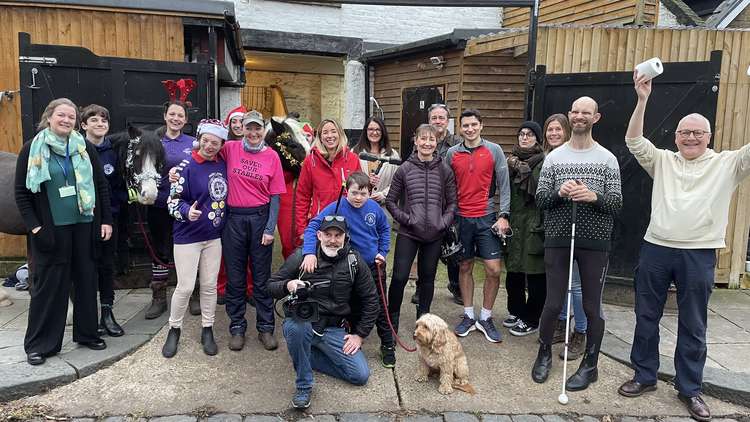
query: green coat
[{"left": 504, "top": 162, "right": 545, "bottom": 274}]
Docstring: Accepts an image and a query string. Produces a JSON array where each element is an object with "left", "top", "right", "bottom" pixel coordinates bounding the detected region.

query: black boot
[
  {"left": 565, "top": 342, "right": 599, "bottom": 391},
  {"left": 531, "top": 342, "right": 552, "bottom": 383},
  {"left": 100, "top": 304, "right": 124, "bottom": 337},
  {"left": 162, "top": 327, "right": 180, "bottom": 358},
  {"left": 145, "top": 286, "right": 167, "bottom": 319},
  {"left": 188, "top": 290, "right": 201, "bottom": 316},
  {"left": 201, "top": 326, "right": 218, "bottom": 356}
]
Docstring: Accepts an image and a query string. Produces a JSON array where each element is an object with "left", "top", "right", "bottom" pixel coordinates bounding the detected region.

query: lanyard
[{"left": 52, "top": 143, "right": 71, "bottom": 185}]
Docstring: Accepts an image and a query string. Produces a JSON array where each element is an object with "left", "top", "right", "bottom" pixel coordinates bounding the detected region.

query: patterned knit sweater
[{"left": 535, "top": 142, "right": 623, "bottom": 251}]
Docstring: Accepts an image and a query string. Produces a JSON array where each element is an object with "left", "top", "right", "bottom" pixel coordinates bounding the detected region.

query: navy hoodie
[{"left": 92, "top": 137, "right": 127, "bottom": 216}]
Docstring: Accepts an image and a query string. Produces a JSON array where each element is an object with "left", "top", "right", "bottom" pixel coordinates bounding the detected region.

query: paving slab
[
  {"left": 338, "top": 413, "right": 395, "bottom": 422},
  {"left": 0, "top": 355, "right": 76, "bottom": 401},
  {"left": 482, "top": 416, "right": 513, "bottom": 422},
  {"left": 205, "top": 413, "right": 243, "bottom": 422},
  {"left": 150, "top": 416, "right": 197, "bottom": 422},
  {"left": 60, "top": 333, "right": 151, "bottom": 377},
  {"left": 445, "top": 412, "right": 480, "bottom": 422}
]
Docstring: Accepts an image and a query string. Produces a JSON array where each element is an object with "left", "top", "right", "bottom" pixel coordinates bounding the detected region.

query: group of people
[{"left": 14, "top": 72, "right": 750, "bottom": 420}]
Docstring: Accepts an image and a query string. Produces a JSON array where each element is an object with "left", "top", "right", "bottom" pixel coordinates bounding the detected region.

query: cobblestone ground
[{"left": 4, "top": 413, "right": 750, "bottom": 422}]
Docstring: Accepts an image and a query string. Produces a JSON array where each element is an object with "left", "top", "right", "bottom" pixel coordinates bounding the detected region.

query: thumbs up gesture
[{"left": 188, "top": 201, "right": 202, "bottom": 221}]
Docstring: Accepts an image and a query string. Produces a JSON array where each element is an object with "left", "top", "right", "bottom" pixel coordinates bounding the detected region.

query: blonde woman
[{"left": 294, "top": 118, "right": 360, "bottom": 242}]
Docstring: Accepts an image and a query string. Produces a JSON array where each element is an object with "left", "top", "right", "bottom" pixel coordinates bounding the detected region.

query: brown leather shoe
[
  {"left": 258, "top": 332, "right": 278, "bottom": 350},
  {"left": 618, "top": 379, "right": 657, "bottom": 397},
  {"left": 678, "top": 394, "right": 711, "bottom": 422}
]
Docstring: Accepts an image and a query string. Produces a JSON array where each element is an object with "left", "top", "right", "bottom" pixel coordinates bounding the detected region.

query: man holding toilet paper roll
[{"left": 618, "top": 70, "right": 750, "bottom": 421}]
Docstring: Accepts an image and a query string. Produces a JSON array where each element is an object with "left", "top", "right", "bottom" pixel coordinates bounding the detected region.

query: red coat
[{"left": 294, "top": 146, "right": 360, "bottom": 240}]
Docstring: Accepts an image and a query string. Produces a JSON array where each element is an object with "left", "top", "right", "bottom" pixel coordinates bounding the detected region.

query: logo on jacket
[
  {"left": 365, "top": 212, "right": 376, "bottom": 226},
  {"left": 209, "top": 173, "right": 228, "bottom": 202},
  {"left": 103, "top": 164, "right": 114, "bottom": 175}
]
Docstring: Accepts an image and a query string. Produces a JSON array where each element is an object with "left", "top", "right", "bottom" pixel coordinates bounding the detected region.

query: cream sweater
[{"left": 625, "top": 136, "right": 750, "bottom": 249}]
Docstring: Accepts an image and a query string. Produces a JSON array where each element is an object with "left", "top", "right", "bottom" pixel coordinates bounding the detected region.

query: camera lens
[{"left": 298, "top": 303, "right": 315, "bottom": 320}]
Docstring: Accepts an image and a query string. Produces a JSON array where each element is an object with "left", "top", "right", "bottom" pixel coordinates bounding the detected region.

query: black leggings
[
  {"left": 146, "top": 206, "right": 173, "bottom": 289},
  {"left": 387, "top": 234, "right": 442, "bottom": 329},
  {"left": 539, "top": 248, "right": 609, "bottom": 347},
  {"left": 505, "top": 272, "right": 546, "bottom": 327}
]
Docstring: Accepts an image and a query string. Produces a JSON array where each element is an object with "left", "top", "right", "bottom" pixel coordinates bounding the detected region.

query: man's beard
[{"left": 321, "top": 244, "right": 343, "bottom": 257}]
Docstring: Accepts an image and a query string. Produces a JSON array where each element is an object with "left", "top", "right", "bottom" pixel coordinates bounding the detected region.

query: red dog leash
[{"left": 375, "top": 262, "right": 416, "bottom": 353}]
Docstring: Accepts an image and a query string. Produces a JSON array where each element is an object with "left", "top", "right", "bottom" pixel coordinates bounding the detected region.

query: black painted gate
[
  {"left": 18, "top": 32, "right": 214, "bottom": 140},
  {"left": 531, "top": 51, "right": 722, "bottom": 280}
]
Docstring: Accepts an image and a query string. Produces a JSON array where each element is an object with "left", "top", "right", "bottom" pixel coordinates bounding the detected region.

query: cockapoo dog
[{"left": 413, "top": 313, "right": 476, "bottom": 395}]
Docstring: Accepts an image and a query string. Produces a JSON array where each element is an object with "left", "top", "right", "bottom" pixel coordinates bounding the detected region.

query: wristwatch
[{"left": 498, "top": 212, "right": 510, "bottom": 220}]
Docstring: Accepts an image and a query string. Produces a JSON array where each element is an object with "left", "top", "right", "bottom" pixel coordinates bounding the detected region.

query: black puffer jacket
[
  {"left": 267, "top": 243, "right": 378, "bottom": 338},
  {"left": 385, "top": 154, "right": 456, "bottom": 242}
]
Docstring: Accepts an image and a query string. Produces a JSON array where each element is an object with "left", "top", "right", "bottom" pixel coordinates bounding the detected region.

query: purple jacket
[
  {"left": 156, "top": 133, "right": 195, "bottom": 208},
  {"left": 167, "top": 152, "right": 228, "bottom": 244},
  {"left": 385, "top": 154, "right": 456, "bottom": 242}
]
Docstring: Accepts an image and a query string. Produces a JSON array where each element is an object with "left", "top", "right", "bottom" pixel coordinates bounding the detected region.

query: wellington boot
[
  {"left": 162, "top": 327, "right": 180, "bottom": 358},
  {"left": 201, "top": 327, "right": 218, "bottom": 356}
]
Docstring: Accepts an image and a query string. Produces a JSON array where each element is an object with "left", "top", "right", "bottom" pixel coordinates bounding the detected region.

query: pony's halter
[{"left": 125, "top": 136, "right": 161, "bottom": 189}]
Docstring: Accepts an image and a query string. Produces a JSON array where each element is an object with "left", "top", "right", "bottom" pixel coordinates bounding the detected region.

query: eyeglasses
[
  {"left": 366, "top": 128, "right": 382, "bottom": 133},
  {"left": 676, "top": 129, "right": 710, "bottom": 139},
  {"left": 518, "top": 131, "right": 536, "bottom": 138},
  {"left": 324, "top": 215, "right": 345, "bottom": 222}
]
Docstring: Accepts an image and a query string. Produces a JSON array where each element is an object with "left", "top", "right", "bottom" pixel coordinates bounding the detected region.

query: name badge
[{"left": 59, "top": 185, "right": 76, "bottom": 198}]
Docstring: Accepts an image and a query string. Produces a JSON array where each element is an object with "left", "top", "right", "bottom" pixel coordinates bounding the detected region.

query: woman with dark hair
[
  {"left": 15, "top": 98, "right": 113, "bottom": 365},
  {"left": 224, "top": 105, "right": 246, "bottom": 141},
  {"left": 294, "top": 118, "right": 360, "bottom": 242},
  {"left": 503, "top": 121, "right": 547, "bottom": 338},
  {"left": 145, "top": 100, "right": 196, "bottom": 319},
  {"left": 386, "top": 124, "right": 456, "bottom": 327},
  {"left": 353, "top": 117, "right": 400, "bottom": 204}
]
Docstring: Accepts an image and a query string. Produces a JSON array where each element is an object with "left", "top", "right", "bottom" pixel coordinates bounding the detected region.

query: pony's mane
[{"left": 267, "top": 116, "right": 310, "bottom": 154}]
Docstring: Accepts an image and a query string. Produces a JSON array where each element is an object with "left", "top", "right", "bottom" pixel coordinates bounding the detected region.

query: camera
[{"left": 284, "top": 281, "right": 329, "bottom": 322}]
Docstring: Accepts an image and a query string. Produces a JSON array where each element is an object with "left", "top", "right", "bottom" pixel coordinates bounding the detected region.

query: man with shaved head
[
  {"left": 532, "top": 96, "right": 622, "bottom": 390},
  {"left": 617, "top": 72, "right": 750, "bottom": 421}
]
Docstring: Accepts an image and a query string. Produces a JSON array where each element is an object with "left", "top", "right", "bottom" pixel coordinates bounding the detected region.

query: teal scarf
[{"left": 26, "top": 128, "right": 96, "bottom": 216}]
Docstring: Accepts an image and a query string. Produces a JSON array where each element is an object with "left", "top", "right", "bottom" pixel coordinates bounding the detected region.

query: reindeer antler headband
[{"left": 161, "top": 78, "right": 196, "bottom": 106}]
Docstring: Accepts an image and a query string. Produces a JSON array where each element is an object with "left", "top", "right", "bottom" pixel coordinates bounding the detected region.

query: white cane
[{"left": 558, "top": 201, "right": 577, "bottom": 405}]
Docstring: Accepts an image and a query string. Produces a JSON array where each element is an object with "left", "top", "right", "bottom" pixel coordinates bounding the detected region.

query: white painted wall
[{"left": 235, "top": 0, "right": 502, "bottom": 44}]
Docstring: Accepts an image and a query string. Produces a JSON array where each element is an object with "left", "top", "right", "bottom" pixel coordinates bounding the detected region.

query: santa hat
[
  {"left": 194, "top": 119, "right": 228, "bottom": 149},
  {"left": 224, "top": 105, "right": 247, "bottom": 126}
]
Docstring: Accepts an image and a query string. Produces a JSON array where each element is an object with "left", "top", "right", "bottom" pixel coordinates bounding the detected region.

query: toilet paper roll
[
  {"left": 635, "top": 57, "right": 663, "bottom": 81},
  {"left": 747, "top": 64, "right": 750, "bottom": 77}
]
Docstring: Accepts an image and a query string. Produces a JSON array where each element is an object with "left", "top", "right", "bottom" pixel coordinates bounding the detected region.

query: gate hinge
[{"left": 19, "top": 56, "right": 57, "bottom": 65}]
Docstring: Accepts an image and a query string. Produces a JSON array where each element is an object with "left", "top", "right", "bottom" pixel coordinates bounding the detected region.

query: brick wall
[{"left": 234, "top": 0, "right": 502, "bottom": 44}]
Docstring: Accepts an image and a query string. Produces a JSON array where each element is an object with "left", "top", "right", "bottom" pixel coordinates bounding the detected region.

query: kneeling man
[{"left": 268, "top": 216, "right": 379, "bottom": 409}]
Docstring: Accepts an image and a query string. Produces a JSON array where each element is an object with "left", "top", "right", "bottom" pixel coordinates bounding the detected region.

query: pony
[
  {"left": 109, "top": 125, "right": 165, "bottom": 206},
  {"left": 264, "top": 116, "right": 310, "bottom": 259},
  {"left": 265, "top": 116, "right": 310, "bottom": 176},
  {"left": 0, "top": 152, "right": 25, "bottom": 235}
]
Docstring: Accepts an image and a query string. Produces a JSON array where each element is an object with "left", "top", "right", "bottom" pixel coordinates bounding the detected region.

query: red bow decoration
[{"left": 161, "top": 78, "right": 196, "bottom": 107}]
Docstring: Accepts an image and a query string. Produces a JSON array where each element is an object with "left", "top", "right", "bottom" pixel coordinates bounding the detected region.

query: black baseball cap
[{"left": 319, "top": 215, "right": 347, "bottom": 233}]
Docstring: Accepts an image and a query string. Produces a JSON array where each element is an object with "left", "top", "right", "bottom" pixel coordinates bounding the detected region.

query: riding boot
[
  {"left": 100, "top": 304, "right": 124, "bottom": 337},
  {"left": 531, "top": 342, "right": 552, "bottom": 383},
  {"left": 565, "top": 341, "right": 600, "bottom": 391},
  {"left": 201, "top": 326, "right": 218, "bottom": 356},
  {"left": 145, "top": 285, "right": 167, "bottom": 320},
  {"left": 162, "top": 327, "right": 180, "bottom": 358},
  {"left": 188, "top": 289, "right": 201, "bottom": 316}
]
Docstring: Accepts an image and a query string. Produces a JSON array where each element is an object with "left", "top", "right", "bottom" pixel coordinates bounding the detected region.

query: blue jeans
[
  {"left": 283, "top": 318, "right": 370, "bottom": 391},
  {"left": 558, "top": 261, "right": 587, "bottom": 333},
  {"left": 630, "top": 242, "right": 714, "bottom": 397}
]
